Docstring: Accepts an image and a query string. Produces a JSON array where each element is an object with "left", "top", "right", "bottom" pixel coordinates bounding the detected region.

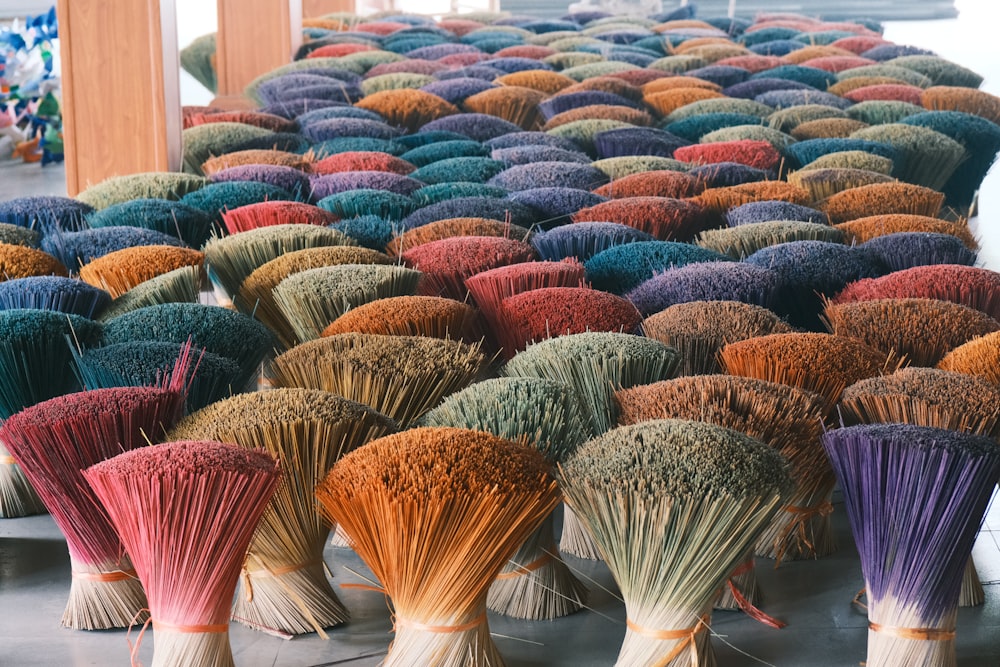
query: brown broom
[
  {"left": 78, "top": 246, "right": 205, "bottom": 299},
  {"left": 386, "top": 217, "right": 533, "bottom": 257},
  {"left": 938, "top": 330, "right": 1000, "bottom": 386},
  {"left": 319, "top": 295, "right": 482, "bottom": 343},
  {"left": 84, "top": 441, "right": 280, "bottom": 667},
  {"left": 167, "top": 389, "right": 396, "bottom": 637},
  {"left": 315, "top": 427, "right": 560, "bottom": 666},
  {"left": 270, "top": 333, "right": 487, "bottom": 427},
  {"left": 463, "top": 86, "right": 547, "bottom": 130},
  {"left": 641, "top": 300, "right": 794, "bottom": 376},
  {"left": 617, "top": 375, "right": 824, "bottom": 622},
  {"left": 421, "top": 377, "right": 590, "bottom": 620},
  {"left": 719, "top": 332, "right": 897, "bottom": 561},
  {"left": 818, "top": 182, "right": 945, "bottom": 223},
  {"left": 835, "top": 214, "right": 977, "bottom": 249},
  {"left": 822, "top": 297, "right": 1000, "bottom": 367}
]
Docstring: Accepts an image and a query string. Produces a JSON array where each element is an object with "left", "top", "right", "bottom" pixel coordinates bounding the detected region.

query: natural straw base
[
  {"left": 151, "top": 628, "right": 234, "bottom": 667},
  {"left": 0, "top": 456, "right": 47, "bottom": 518},
  {"left": 330, "top": 524, "right": 354, "bottom": 549},
  {"left": 385, "top": 609, "right": 502, "bottom": 667},
  {"left": 756, "top": 486, "right": 837, "bottom": 562},
  {"left": 959, "top": 557, "right": 985, "bottom": 607},
  {"left": 615, "top": 610, "right": 716, "bottom": 667},
  {"left": 560, "top": 504, "right": 603, "bottom": 560},
  {"left": 233, "top": 561, "right": 349, "bottom": 636},
  {"left": 866, "top": 617, "right": 956, "bottom": 667},
  {"left": 714, "top": 553, "right": 761, "bottom": 612},
  {"left": 488, "top": 515, "right": 588, "bottom": 620},
  {"left": 63, "top": 557, "right": 147, "bottom": 630}
]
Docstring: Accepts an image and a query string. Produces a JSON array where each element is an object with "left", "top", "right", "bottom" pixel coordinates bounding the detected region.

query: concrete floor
[{"left": 2, "top": 3, "right": 1000, "bottom": 666}]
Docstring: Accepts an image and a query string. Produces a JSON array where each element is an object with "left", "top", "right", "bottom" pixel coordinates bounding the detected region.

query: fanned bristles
[
  {"left": 495, "top": 69, "right": 576, "bottom": 94},
  {"left": 315, "top": 427, "right": 559, "bottom": 667},
  {"left": 402, "top": 196, "right": 536, "bottom": 230},
  {"left": 843, "top": 83, "right": 924, "bottom": 105},
  {"left": 270, "top": 334, "right": 487, "bottom": 427},
  {"left": 463, "top": 86, "right": 547, "bottom": 129},
  {"left": 0, "top": 277, "right": 110, "bottom": 319},
  {"left": 187, "top": 110, "right": 296, "bottom": 133},
  {"left": 101, "top": 303, "right": 275, "bottom": 392},
  {"left": 73, "top": 341, "right": 240, "bottom": 412},
  {"left": 699, "top": 124, "right": 797, "bottom": 150},
  {"left": 787, "top": 168, "right": 894, "bottom": 201},
  {"left": 273, "top": 265, "right": 421, "bottom": 344},
  {"left": 591, "top": 156, "right": 691, "bottom": 181},
  {"left": 0, "top": 387, "right": 185, "bottom": 629},
  {"left": 833, "top": 265, "right": 1000, "bottom": 320},
  {"left": 921, "top": 86, "right": 1000, "bottom": 125},
  {"left": 182, "top": 123, "right": 276, "bottom": 176},
  {"left": 421, "top": 377, "right": 589, "bottom": 619},
  {"left": 860, "top": 232, "right": 977, "bottom": 271},
  {"left": 0, "top": 222, "right": 41, "bottom": 247},
  {"left": 801, "top": 150, "right": 894, "bottom": 174},
  {"left": 888, "top": 54, "right": 984, "bottom": 87},
  {"left": 627, "top": 262, "right": 780, "bottom": 317},
  {"left": 677, "top": 140, "right": 782, "bottom": 173},
  {"left": 76, "top": 173, "right": 208, "bottom": 210},
  {"left": 497, "top": 287, "right": 642, "bottom": 353},
  {"left": 819, "top": 183, "right": 945, "bottom": 223},
  {"left": 0, "top": 243, "right": 68, "bottom": 279},
  {"left": 822, "top": 298, "right": 999, "bottom": 367},
  {"left": 201, "top": 150, "right": 312, "bottom": 176},
  {"left": 643, "top": 87, "right": 725, "bottom": 116},
  {"left": 78, "top": 246, "right": 205, "bottom": 299},
  {"left": 42, "top": 227, "right": 190, "bottom": 273},
  {"left": 542, "top": 104, "right": 653, "bottom": 130},
  {"left": 421, "top": 112, "right": 522, "bottom": 141},
  {"left": 725, "top": 200, "right": 827, "bottom": 226},
  {"left": 97, "top": 267, "right": 204, "bottom": 323},
  {"left": 593, "top": 170, "right": 701, "bottom": 198},
  {"left": 585, "top": 241, "right": 728, "bottom": 294},
  {"left": 557, "top": 419, "right": 790, "bottom": 666},
  {"left": 793, "top": 117, "right": 890, "bottom": 140},
  {"left": 846, "top": 100, "right": 926, "bottom": 125},
  {"left": 851, "top": 124, "right": 968, "bottom": 191},
  {"left": 767, "top": 104, "right": 848, "bottom": 132},
  {"left": 203, "top": 225, "right": 355, "bottom": 303},
  {"left": 693, "top": 181, "right": 812, "bottom": 215},
  {"left": 83, "top": 441, "right": 280, "bottom": 667},
  {"left": 220, "top": 201, "right": 335, "bottom": 235},
  {"left": 180, "top": 182, "right": 295, "bottom": 224},
  {"left": 697, "top": 220, "right": 844, "bottom": 259},
  {"left": 835, "top": 214, "right": 976, "bottom": 248},
  {"left": 320, "top": 295, "right": 480, "bottom": 342},
  {"left": 236, "top": 246, "right": 393, "bottom": 349},
  {"left": 938, "top": 331, "right": 1000, "bottom": 386},
  {"left": 592, "top": 126, "right": 691, "bottom": 158},
  {"left": 388, "top": 218, "right": 531, "bottom": 257},
  {"left": 641, "top": 75, "right": 723, "bottom": 94},
  {"left": 212, "top": 162, "right": 310, "bottom": 199},
  {"left": 168, "top": 390, "right": 396, "bottom": 636},
  {"left": 821, "top": 424, "right": 999, "bottom": 667},
  {"left": 402, "top": 236, "right": 537, "bottom": 302},
  {"left": 572, "top": 197, "right": 710, "bottom": 242},
  {"left": 642, "top": 301, "right": 793, "bottom": 376},
  {"left": 85, "top": 198, "right": 215, "bottom": 249}
]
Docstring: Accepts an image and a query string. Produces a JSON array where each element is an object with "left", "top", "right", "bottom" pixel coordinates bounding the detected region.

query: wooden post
[
  {"left": 212, "top": 0, "right": 302, "bottom": 110},
  {"left": 302, "top": 0, "right": 355, "bottom": 18},
  {"left": 57, "top": 0, "right": 182, "bottom": 196}
]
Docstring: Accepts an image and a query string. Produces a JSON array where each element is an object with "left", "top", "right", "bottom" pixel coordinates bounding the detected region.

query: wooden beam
[
  {"left": 57, "top": 0, "right": 182, "bottom": 196},
  {"left": 212, "top": 0, "right": 302, "bottom": 109},
  {"left": 302, "top": 0, "right": 355, "bottom": 18}
]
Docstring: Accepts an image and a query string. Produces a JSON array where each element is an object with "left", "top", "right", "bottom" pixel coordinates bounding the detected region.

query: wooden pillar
[
  {"left": 302, "top": 0, "right": 355, "bottom": 18},
  {"left": 212, "top": 0, "right": 302, "bottom": 110},
  {"left": 57, "top": 0, "right": 182, "bottom": 196}
]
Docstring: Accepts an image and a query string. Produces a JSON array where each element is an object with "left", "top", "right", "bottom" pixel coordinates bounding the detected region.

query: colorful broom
[
  {"left": 938, "top": 330, "right": 1000, "bottom": 386},
  {"left": 821, "top": 424, "right": 1000, "bottom": 667},
  {"left": 616, "top": 375, "right": 825, "bottom": 622},
  {"left": 421, "top": 377, "right": 589, "bottom": 619},
  {"left": 0, "top": 386, "right": 185, "bottom": 629},
  {"left": 558, "top": 419, "right": 790, "bottom": 666},
  {"left": 401, "top": 236, "right": 537, "bottom": 302},
  {"left": 270, "top": 334, "right": 486, "bottom": 427},
  {"left": 0, "top": 276, "right": 110, "bottom": 319},
  {"left": 315, "top": 427, "right": 559, "bottom": 666},
  {"left": 77, "top": 246, "right": 205, "bottom": 299},
  {"left": 319, "top": 295, "right": 481, "bottom": 343},
  {"left": 97, "top": 266, "right": 204, "bottom": 323},
  {"left": 84, "top": 441, "right": 280, "bottom": 667},
  {"left": 168, "top": 389, "right": 396, "bottom": 636}
]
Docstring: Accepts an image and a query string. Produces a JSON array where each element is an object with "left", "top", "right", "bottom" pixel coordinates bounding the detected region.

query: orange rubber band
[
  {"left": 496, "top": 552, "right": 555, "bottom": 580},
  {"left": 0, "top": 455, "right": 17, "bottom": 465},
  {"left": 395, "top": 612, "right": 487, "bottom": 634},
  {"left": 774, "top": 500, "right": 834, "bottom": 565},
  {"left": 72, "top": 568, "right": 137, "bottom": 582},
  {"left": 729, "top": 557, "right": 754, "bottom": 578},
  {"left": 153, "top": 620, "right": 230, "bottom": 634},
  {"left": 868, "top": 622, "right": 955, "bottom": 641},
  {"left": 245, "top": 559, "right": 323, "bottom": 578},
  {"left": 626, "top": 615, "right": 709, "bottom": 666}
]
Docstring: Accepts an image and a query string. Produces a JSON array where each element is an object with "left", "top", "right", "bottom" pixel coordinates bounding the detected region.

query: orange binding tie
[
  {"left": 72, "top": 568, "right": 138, "bottom": 582},
  {"left": 774, "top": 500, "right": 834, "bottom": 565},
  {"left": 868, "top": 622, "right": 956, "bottom": 641},
  {"left": 726, "top": 559, "right": 787, "bottom": 629},
  {"left": 0, "top": 455, "right": 17, "bottom": 465},
  {"left": 394, "top": 612, "right": 488, "bottom": 634},
  {"left": 626, "top": 614, "right": 711, "bottom": 666},
  {"left": 495, "top": 552, "right": 555, "bottom": 580}
]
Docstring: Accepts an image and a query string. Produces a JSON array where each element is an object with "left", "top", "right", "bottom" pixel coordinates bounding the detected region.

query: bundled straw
[
  {"left": 0, "top": 276, "right": 110, "bottom": 319},
  {"left": 315, "top": 427, "right": 560, "bottom": 667},
  {"left": 696, "top": 221, "right": 844, "bottom": 259},
  {"left": 168, "top": 390, "right": 396, "bottom": 636},
  {"left": 641, "top": 301, "right": 793, "bottom": 376},
  {"left": 220, "top": 202, "right": 337, "bottom": 235},
  {"left": 938, "top": 330, "right": 1000, "bottom": 386},
  {"left": 719, "top": 332, "right": 895, "bottom": 560},
  {"left": 835, "top": 214, "right": 976, "bottom": 249},
  {"left": 84, "top": 441, "right": 280, "bottom": 667},
  {"left": 616, "top": 375, "right": 825, "bottom": 620},
  {"left": 387, "top": 217, "right": 532, "bottom": 256},
  {"left": 270, "top": 334, "right": 487, "bottom": 427},
  {"left": 97, "top": 267, "right": 204, "bottom": 323},
  {"left": 0, "top": 386, "right": 185, "bottom": 629},
  {"left": 819, "top": 183, "right": 945, "bottom": 223},
  {"left": 401, "top": 236, "right": 537, "bottom": 302},
  {"left": 822, "top": 424, "right": 1000, "bottom": 667},
  {"left": 273, "top": 264, "right": 422, "bottom": 344},
  {"left": 78, "top": 246, "right": 205, "bottom": 299},
  {"left": 319, "top": 295, "right": 481, "bottom": 343},
  {"left": 0, "top": 242, "right": 68, "bottom": 279},
  {"left": 558, "top": 419, "right": 790, "bottom": 666},
  {"left": 421, "top": 377, "right": 589, "bottom": 619},
  {"left": 571, "top": 197, "right": 710, "bottom": 242}
]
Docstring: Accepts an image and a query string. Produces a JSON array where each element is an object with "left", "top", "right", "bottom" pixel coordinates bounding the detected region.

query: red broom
[
  {"left": 401, "top": 236, "right": 538, "bottom": 302},
  {"left": 220, "top": 201, "right": 337, "bottom": 235},
  {"left": 673, "top": 140, "right": 783, "bottom": 172},
  {"left": 84, "top": 441, "right": 280, "bottom": 667},
  {"left": 571, "top": 197, "right": 711, "bottom": 242}
]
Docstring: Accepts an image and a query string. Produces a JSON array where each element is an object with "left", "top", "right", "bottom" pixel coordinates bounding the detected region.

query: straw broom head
[
  {"left": 84, "top": 441, "right": 280, "bottom": 667},
  {"left": 319, "top": 295, "right": 482, "bottom": 343},
  {"left": 822, "top": 297, "right": 1000, "bottom": 367},
  {"left": 937, "top": 330, "right": 1000, "bottom": 386},
  {"left": 0, "top": 276, "right": 110, "bottom": 319},
  {"left": 220, "top": 202, "right": 336, "bottom": 236},
  {"left": 169, "top": 389, "right": 396, "bottom": 636},
  {"left": 78, "top": 246, "right": 204, "bottom": 299},
  {"left": 401, "top": 236, "right": 537, "bottom": 302},
  {"left": 316, "top": 426, "right": 560, "bottom": 667},
  {"left": 97, "top": 266, "right": 204, "bottom": 322},
  {"left": 572, "top": 197, "right": 711, "bottom": 243},
  {"left": 859, "top": 232, "right": 977, "bottom": 272},
  {"left": 387, "top": 217, "right": 533, "bottom": 257},
  {"left": 818, "top": 183, "right": 945, "bottom": 223},
  {"left": 696, "top": 220, "right": 845, "bottom": 259},
  {"left": 270, "top": 333, "right": 487, "bottom": 427},
  {"left": 0, "top": 242, "right": 68, "bottom": 279},
  {"left": 0, "top": 386, "right": 185, "bottom": 629},
  {"left": 835, "top": 214, "right": 977, "bottom": 249},
  {"left": 558, "top": 419, "right": 791, "bottom": 667},
  {"left": 200, "top": 149, "right": 311, "bottom": 176}
]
